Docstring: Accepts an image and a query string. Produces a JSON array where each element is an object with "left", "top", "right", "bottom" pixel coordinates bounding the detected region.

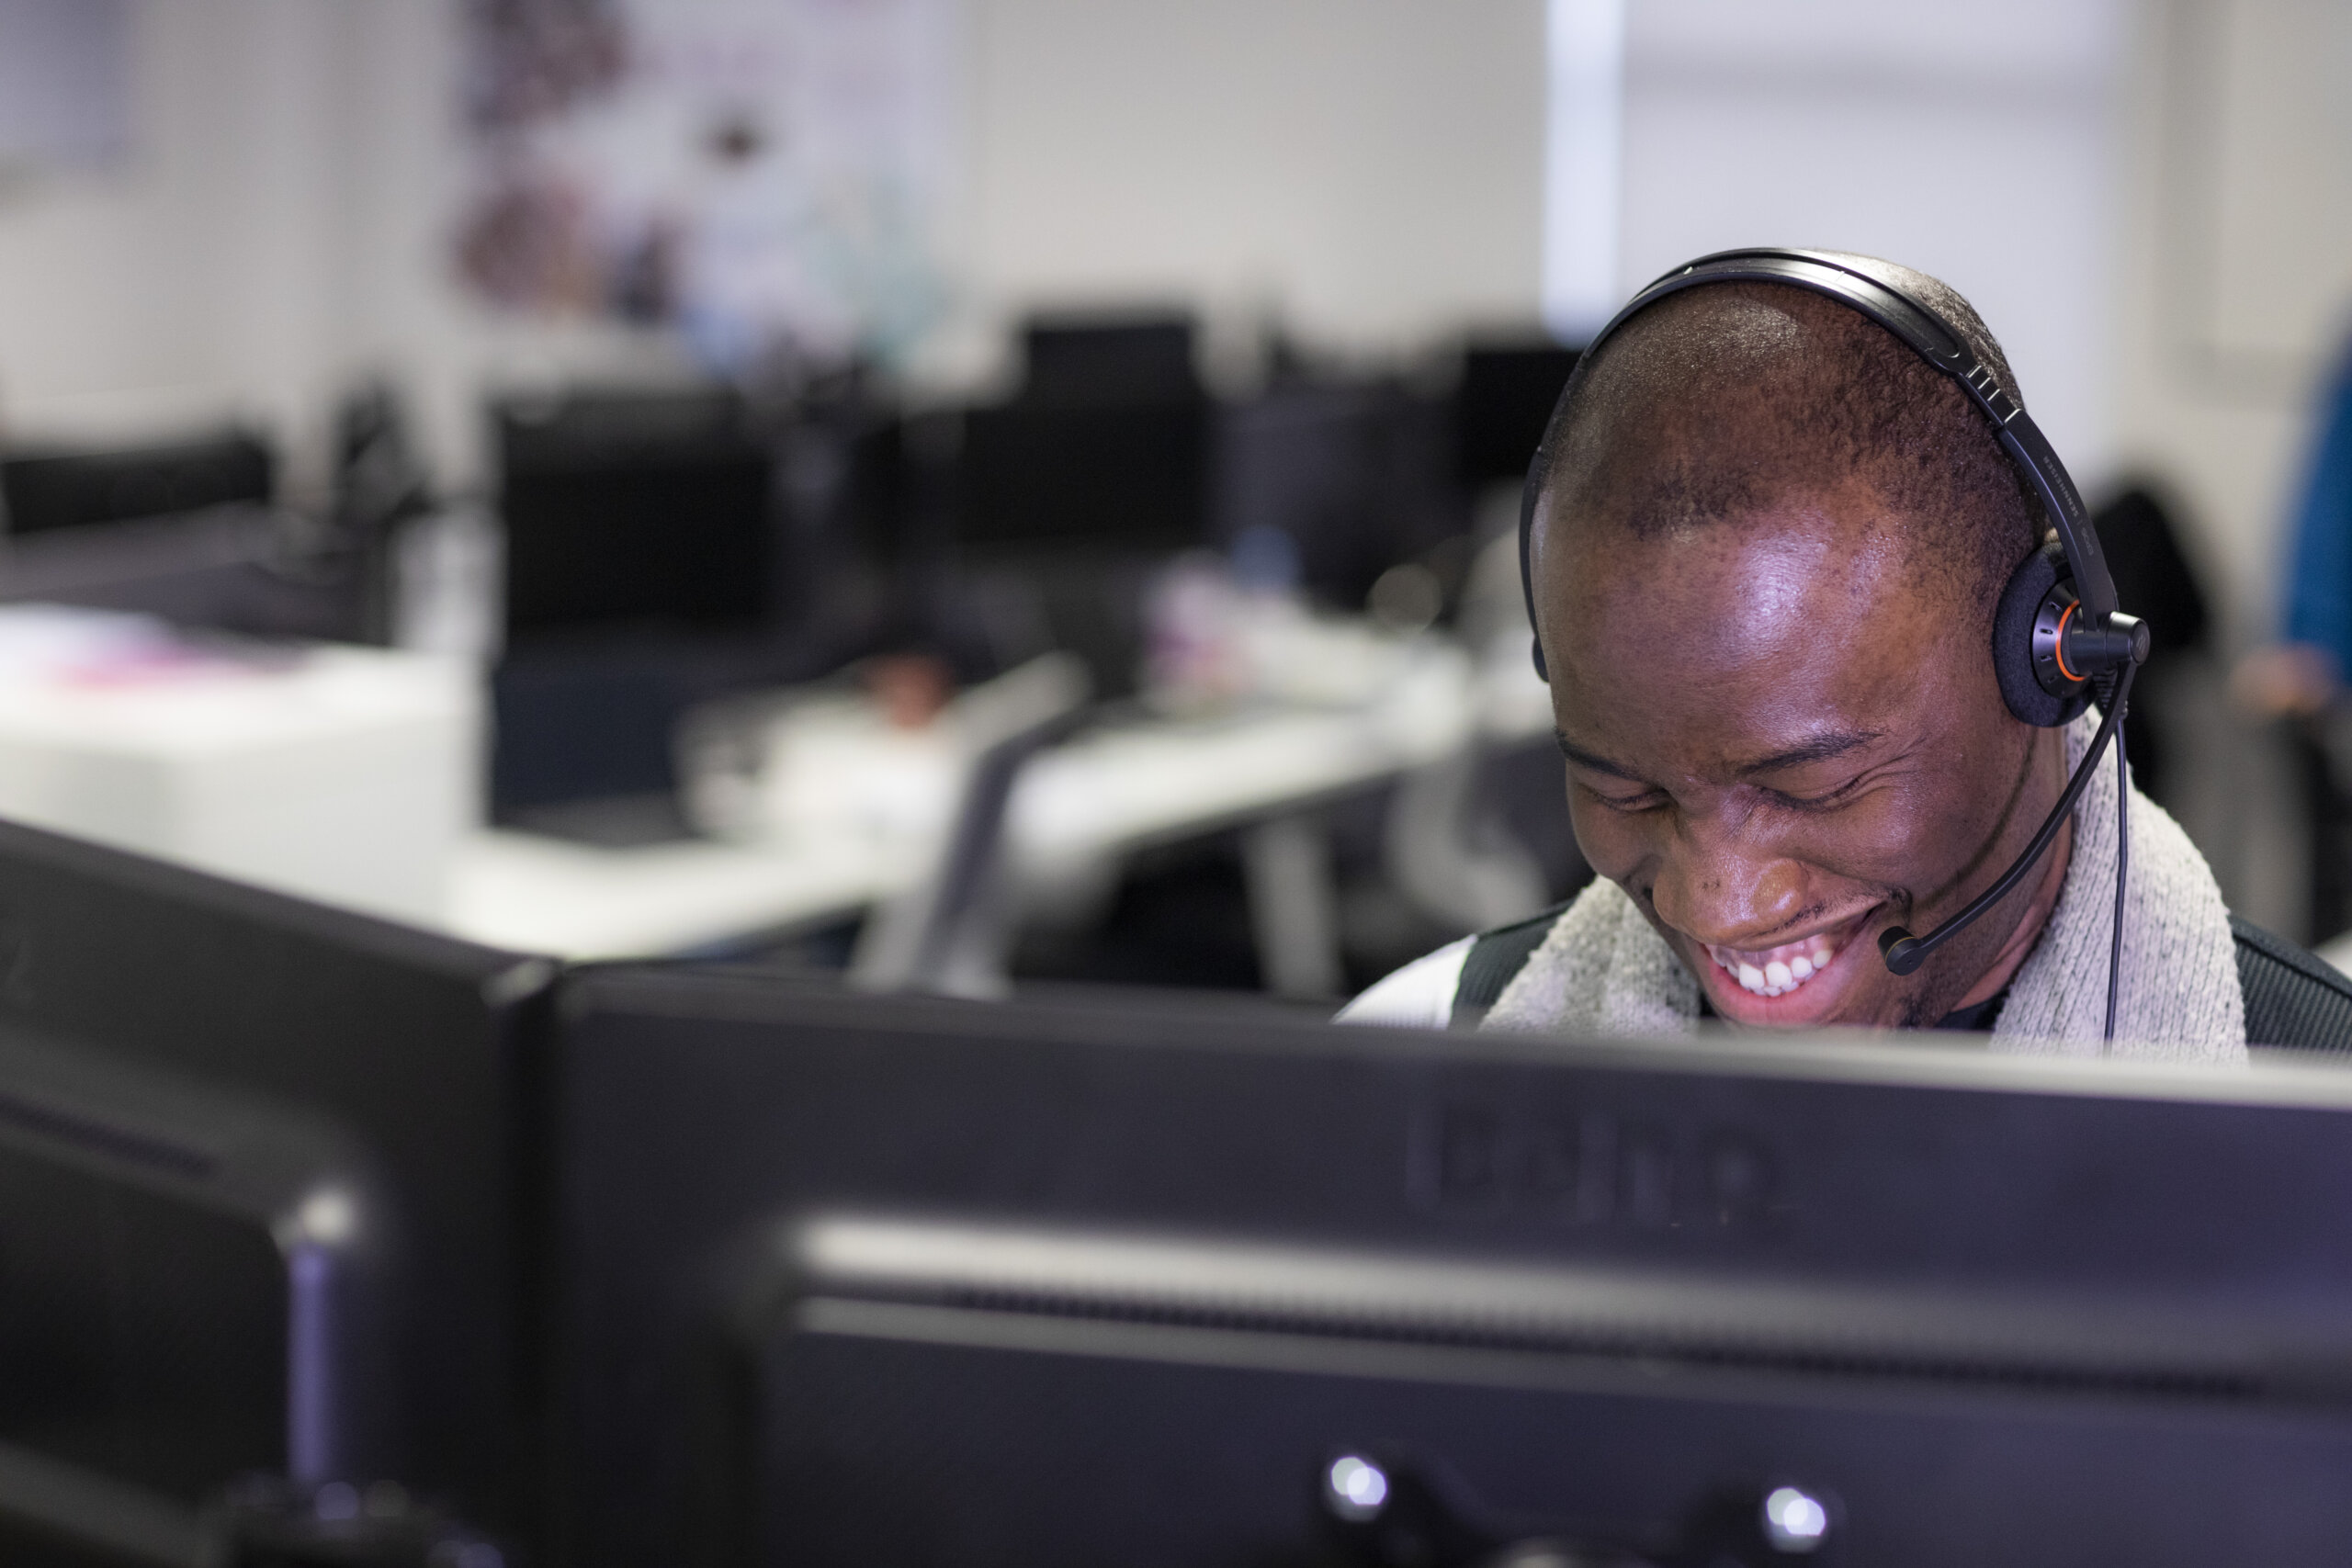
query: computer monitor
[
  {"left": 1454, "top": 343, "right": 1581, "bottom": 491},
  {"left": 548, "top": 971, "right": 2352, "bottom": 1566},
  {"left": 497, "top": 388, "right": 775, "bottom": 644},
  {"left": 1, "top": 433, "right": 275, "bottom": 537},
  {"left": 0, "top": 818, "right": 554, "bottom": 1546},
  {"left": 1215, "top": 384, "right": 1457, "bottom": 608},
  {"left": 955, "top": 312, "right": 1210, "bottom": 557},
  {"left": 1020, "top": 315, "right": 1203, "bottom": 405},
  {"left": 950, "top": 394, "right": 1210, "bottom": 697},
  {"left": 492, "top": 387, "right": 797, "bottom": 818},
  {"left": 957, "top": 400, "right": 1210, "bottom": 554},
  {"left": 0, "top": 1018, "right": 390, "bottom": 1562}
]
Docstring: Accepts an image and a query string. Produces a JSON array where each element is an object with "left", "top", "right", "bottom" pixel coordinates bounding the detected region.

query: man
[{"left": 1346, "top": 253, "right": 2352, "bottom": 1057}]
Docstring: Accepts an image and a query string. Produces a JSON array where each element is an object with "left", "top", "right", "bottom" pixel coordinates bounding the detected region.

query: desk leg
[{"left": 1242, "top": 812, "right": 1343, "bottom": 1001}]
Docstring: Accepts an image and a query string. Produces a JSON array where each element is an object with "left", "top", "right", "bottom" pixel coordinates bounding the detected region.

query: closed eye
[
  {"left": 1556, "top": 733, "right": 1669, "bottom": 813},
  {"left": 1580, "top": 780, "right": 1669, "bottom": 814},
  {"left": 1765, "top": 772, "right": 1872, "bottom": 812}
]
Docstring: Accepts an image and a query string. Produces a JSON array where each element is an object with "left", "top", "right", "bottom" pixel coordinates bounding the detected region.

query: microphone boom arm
[{"left": 1879, "top": 654, "right": 2140, "bottom": 982}]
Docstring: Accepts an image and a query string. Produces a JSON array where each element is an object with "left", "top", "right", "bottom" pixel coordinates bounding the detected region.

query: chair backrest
[{"left": 849, "top": 653, "right": 1091, "bottom": 997}]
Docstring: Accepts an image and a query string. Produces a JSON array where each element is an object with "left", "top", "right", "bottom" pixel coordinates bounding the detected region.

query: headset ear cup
[{"left": 1993, "top": 541, "right": 2092, "bottom": 727}]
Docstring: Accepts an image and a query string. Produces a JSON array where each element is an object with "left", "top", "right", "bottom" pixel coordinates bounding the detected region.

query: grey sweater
[{"left": 1356, "top": 713, "right": 2247, "bottom": 1063}]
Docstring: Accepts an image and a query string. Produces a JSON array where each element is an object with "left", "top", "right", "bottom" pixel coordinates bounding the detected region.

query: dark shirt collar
[{"left": 1933, "top": 988, "right": 2008, "bottom": 1032}]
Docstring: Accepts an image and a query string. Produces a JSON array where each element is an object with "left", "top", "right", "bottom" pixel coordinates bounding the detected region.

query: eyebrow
[
  {"left": 1735, "top": 730, "right": 1885, "bottom": 777},
  {"left": 1554, "top": 732, "right": 1645, "bottom": 780},
  {"left": 1555, "top": 728, "right": 1884, "bottom": 783}
]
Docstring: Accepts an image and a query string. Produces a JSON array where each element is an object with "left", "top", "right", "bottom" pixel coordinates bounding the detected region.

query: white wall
[
  {"left": 1603, "top": 0, "right": 2352, "bottom": 638},
  {"left": 2109, "top": 0, "right": 2352, "bottom": 634},
  {"left": 946, "top": 0, "right": 1546, "bottom": 371},
  {"left": 1614, "top": 0, "right": 2123, "bottom": 490},
  {"left": 0, "top": 0, "right": 344, "bottom": 461}
]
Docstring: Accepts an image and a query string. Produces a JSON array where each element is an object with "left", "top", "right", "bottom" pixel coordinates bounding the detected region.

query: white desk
[
  {"left": 433, "top": 637, "right": 1548, "bottom": 971},
  {"left": 1010, "top": 688, "right": 1470, "bottom": 870},
  {"left": 0, "top": 614, "right": 476, "bottom": 926},
  {"left": 432, "top": 696, "right": 1442, "bottom": 964},
  {"left": 442, "top": 828, "right": 919, "bottom": 960}
]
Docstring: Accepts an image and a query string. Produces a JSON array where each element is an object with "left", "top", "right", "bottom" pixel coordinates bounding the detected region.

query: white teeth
[{"left": 1712, "top": 933, "right": 1846, "bottom": 998}]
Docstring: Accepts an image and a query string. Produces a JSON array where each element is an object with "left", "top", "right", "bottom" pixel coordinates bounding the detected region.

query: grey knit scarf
[{"left": 1484, "top": 712, "right": 2247, "bottom": 1063}]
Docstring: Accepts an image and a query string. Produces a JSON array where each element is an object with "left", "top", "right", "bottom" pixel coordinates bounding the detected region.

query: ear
[{"left": 1992, "top": 540, "right": 2094, "bottom": 728}]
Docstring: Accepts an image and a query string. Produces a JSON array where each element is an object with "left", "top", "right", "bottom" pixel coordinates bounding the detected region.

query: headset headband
[
  {"left": 1512, "top": 250, "right": 2148, "bottom": 1032},
  {"left": 1518, "top": 248, "right": 2116, "bottom": 674}
]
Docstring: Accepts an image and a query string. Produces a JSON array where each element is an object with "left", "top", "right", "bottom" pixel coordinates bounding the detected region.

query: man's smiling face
[{"left": 1536, "top": 479, "right": 2068, "bottom": 1030}]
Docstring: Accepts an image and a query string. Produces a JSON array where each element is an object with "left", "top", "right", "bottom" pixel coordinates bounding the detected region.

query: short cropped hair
[{"left": 1532, "top": 254, "right": 2041, "bottom": 615}]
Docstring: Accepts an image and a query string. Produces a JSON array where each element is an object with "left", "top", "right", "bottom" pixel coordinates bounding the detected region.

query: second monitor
[
  {"left": 546, "top": 970, "right": 2352, "bottom": 1567},
  {"left": 956, "top": 313, "right": 1211, "bottom": 555},
  {"left": 497, "top": 387, "right": 776, "bottom": 644}
]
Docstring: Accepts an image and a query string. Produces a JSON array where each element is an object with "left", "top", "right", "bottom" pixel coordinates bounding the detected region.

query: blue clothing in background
[{"left": 2286, "top": 346, "right": 2352, "bottom": 676}]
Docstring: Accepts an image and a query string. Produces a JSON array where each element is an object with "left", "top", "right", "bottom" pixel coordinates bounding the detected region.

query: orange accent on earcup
[{"left": 2052, "top": 601, "right": 2084, "bottom": 683}]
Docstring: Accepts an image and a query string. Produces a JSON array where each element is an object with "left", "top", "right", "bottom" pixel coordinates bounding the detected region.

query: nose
[{"left": 1646, "top": 829, "right": 1813, "bottom": 950}]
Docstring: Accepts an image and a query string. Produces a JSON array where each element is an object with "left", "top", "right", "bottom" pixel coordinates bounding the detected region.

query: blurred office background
[{"left": 0, "top": 0, "right": 2344, "bottom": 996}]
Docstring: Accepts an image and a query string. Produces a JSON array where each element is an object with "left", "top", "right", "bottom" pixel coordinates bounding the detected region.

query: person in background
[
  {"left": 2236, "top": 342, "right": 2352, "bottom": 942},
  {"left": 2088, "top": 483, "right": 2211, "bottom": 811},
  {"left": 1345, "top": 254, "right": 2352, "bottom": 1055}
]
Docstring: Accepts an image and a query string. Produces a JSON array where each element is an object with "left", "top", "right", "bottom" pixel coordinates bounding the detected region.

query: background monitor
[
  {"left": 0, "top": 819, "right": 554, "bottom": 1545},
  {"left": 956, "top": 314, "right": 1211, "bottom": 555},
  {"left": 956, "top": 400, "right": 1209, "bottom": 554},
  {"left": 1453, "top": 343, "right": 1581, "bottom": 491},
  {"left": 0, "top": 433, "right": 276, "bottom": 537},
  {"left": 1214, "top": 383, "right": 1456, "bottom": 609},
  {"left": 547, "top": 970, "right": 2352, "bottom": 1566},
  {"left": 491, "top": 386, "right": 796, "bottom": 819},
  {"left": 1021, "top": 314, "right": 1202, "bottom": 405},
  {"left": 497, "top": 387, "right": 775, "bottom": 643}
]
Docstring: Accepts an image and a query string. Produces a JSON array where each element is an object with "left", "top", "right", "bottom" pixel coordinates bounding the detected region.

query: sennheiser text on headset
[{"left": 1516, "top": 249, "right": 2153, "bottom": 1042}]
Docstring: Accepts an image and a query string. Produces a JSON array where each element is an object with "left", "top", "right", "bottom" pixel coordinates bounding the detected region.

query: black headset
[{"left": 1517, "top": 248, "right": 2151, "bottom": 1037}]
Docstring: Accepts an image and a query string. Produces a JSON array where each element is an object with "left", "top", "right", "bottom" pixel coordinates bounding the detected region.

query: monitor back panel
[
  {"left": 498, "top": 391, "right": 775, "bottom": 642},
  {"left": 958, "top": 400, "right": 1209, "bottom": 553},
  {"left": 1453, "top": 344, "right": 1580, "bottom": 489},
  {"left": 549, "top": 969, "right": 2352, "bottom": 1566},
  {"left": 1020, "top": 316, "right": 1201, "bottom": 405},
  {"left": 0, "top": 1020, "right": 391, "bottom": 1562},
  {"left": 759, "top": 1294, "right": 2352, "bottom": 1567},
  {"left": 502, "top": 457, "right": 773, "bottom": 639},
  {"left": 1, "top": 434, "right": 275, "bottom": 536},
  {"left": 0, "top": 819, "right": 550, "bottom": 1535}
]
